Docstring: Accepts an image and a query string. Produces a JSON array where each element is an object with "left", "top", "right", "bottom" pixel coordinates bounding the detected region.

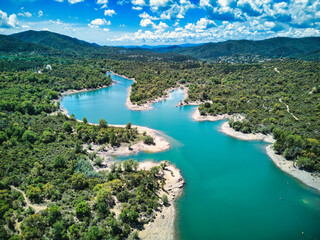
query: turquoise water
[{"left": 61, "top": 74, "right": 320, "bottom": 240}]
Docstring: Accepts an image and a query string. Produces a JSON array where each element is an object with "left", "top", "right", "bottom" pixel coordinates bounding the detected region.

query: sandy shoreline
[
  {"left": 220, "top": 122, "right": 275, "bottom": 143},
  {"left": 138, "top": 161, "right": 184, "bottom": 240},
  {"left": 192, "top": 108, "right": 232, "bottom": 122},
  {"left": 126, "top": 85, "right": 187, "bottom": 111},
  {"left": 60, "top": 85, "right": 110, "bottom": 97},
  {"left": 266, "top": 145, "right": 320, "bottom": 191},
  {"left": 192, "top": 107, "right": 320, "bottom": 191}
]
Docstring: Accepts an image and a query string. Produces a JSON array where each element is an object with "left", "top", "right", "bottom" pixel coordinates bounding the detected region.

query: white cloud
[
  {"left": 118, "top": 0, "right": 129, "bottom": 5},
  {"left": 97, "top": 0, "right": 108, "bottom": 4},
  {"left": 103, "top": 28, "right": 110, "bottom": 32},
  {"left": 132, "top": 0, "right": 145, "bottom": 6},
  {"left": 264, "top": 21, "right": 275, "bottom": 29},
  {"left": 154, "top": 21, "right": 168, "bottom": 30},
  {"left": 149, "top": 0, "right": 171, "bottom": 10},
  {"left": 49, "top": 19, "right": 63, "bottom": 25},
  {"left": 139, "top": 12, "right": 159, "bottom": 20},
  {"left": 140, "top": 18, "right": 168, "bottom": 30},
  {"left": 132, "top": 6, "right": 143, "bottom": 10},
  {"left": 18, "top": 12, "right": 32, "bottom": 17},
  {"left": 38, "top": 10, "right": 43, "bottom": 17},
  {"left": 159, "top": 0, "right": 195, "bottom": 20},
  {"left": 185, "top": 18, "right": 216, "bottom": 32},
  {"left": 0, "top": 10, "right": 19, "bottom": 28},
  {"left": 68, "top": 0, "right": 84, "bottom": 3},
  {"left": 140, "top": 18, "right": 154, "bottom": 27},
  {"left": 104, "top": 9, "right": 116, "bottom": 16},
  {"left": 88, "top": 18, "right": 111, "bottom": 28}
]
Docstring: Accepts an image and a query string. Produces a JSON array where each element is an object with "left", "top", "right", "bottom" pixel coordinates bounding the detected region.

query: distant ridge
[
  {"left": 10, "top": 30, "right": 98, "bottom": 55},
  {"left": 170, "top": 37, "right": 320, "bottom": 61},
  {"left": 1, "top": 30, "right": 192, "bottom": 62},
  {"left": 0, "top": 34, "right": 53, "bottom": 54},
  {"left": 2, "top": 30, "right": 320, "bottom": 61}
]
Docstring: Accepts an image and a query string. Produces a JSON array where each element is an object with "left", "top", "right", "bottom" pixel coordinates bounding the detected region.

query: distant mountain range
[
  {"left": 170, "top": 37, "right": 320, "bottom": 61},
  {"left": 1, "top": 30, "right": 320, "bottom": 61}
]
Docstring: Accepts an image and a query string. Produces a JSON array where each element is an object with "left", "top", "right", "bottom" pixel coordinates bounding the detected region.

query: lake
[{"left": 61, "top": 73, "right": 320, "bottom": 240}]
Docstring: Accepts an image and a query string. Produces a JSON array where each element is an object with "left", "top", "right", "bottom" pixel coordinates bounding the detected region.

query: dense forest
[
  {"left": 170, "top": 37, "right": 320, "bottom": 62},
  {"left": 0, "top": 30, "right": 320, "bottom": 239}
]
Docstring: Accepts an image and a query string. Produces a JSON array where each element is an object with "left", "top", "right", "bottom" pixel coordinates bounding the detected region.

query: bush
[
  {"left": 99, "top": 119, "right": 107, "bottom": 128},
  {"left": 70, "top": 173, "right": 88, "bottom": 190},
  {"left": 94, "top": 156, "right": 103, "bottom": 166},
  {"left": 126, "top": 122, "right": 132, "bottom": 129},
  {"left": 53, "top": 155, "right": 65, "bottom": 168},
  {"left": 63, "top": 122, "right": 72, "bottom": 133},
  {"left": 75, "top": 158, "right": 100, "bottom": 178},
  {"left": 297, "top": 157, "right": 314, "bottom": 172},
  {"left": 117, "top": 190, "right": 131, "bottom": 202},
  {"left": 143, "top": 135, "right": 154, "bottom": 145},
  {"left": 75, "top": 201, "right": 91, "bottom": 220},
  {"left": 22, "top": 130, "right": 38, "bottom": 144},
  {"left": 0, "top": 131, "right": 8, "bottom": 144},
  {"left": 162, "top": 194, "right": 168, "bottom": 206}
]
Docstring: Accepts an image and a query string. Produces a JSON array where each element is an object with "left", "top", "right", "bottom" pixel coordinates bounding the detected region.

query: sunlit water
[{"left": 61, "top": 74, "right": 320, "bottom": 240}]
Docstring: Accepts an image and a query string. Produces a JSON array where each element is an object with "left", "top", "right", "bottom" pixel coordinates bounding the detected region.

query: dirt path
[
  {"left": 279, "top": 98, "right": 299, "bottom": 121},
  {"left": 10, "top": 186, "right": 48, "bottom": 213}
]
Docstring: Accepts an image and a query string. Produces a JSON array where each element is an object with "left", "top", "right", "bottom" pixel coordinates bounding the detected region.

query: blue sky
[{"left": 0, "top": 0, "right": 319, "bottom": 46}]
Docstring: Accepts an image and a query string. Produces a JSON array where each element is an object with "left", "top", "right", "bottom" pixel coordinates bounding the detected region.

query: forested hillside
[{"left": 171, "top": 37, "right": 320, "bottom": 62}]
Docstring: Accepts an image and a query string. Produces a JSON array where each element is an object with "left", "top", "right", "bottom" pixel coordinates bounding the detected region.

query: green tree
[
  {"left": 63, "top": 121, "right": 72, "bottom": 133},
  {"left": 70, "top": 173, "right": 88, "bottom": 190},
  {"left": 21, "top": 214, "right": 45, "bottom": 239},
  {"left": 74, "top": 140, "right": 83, "bottom": 153},
  {"left": 143, "top": 135, "right": 154, "bottom": 145},
  {"left": 0, "top": 131, "right": 8, "bottom": 144},
  {"left": 162, "top": 194, "right": 168, "bottom": 205},
  {"left": 126, "top": 122, "right": 132, "bottom": 129},
  {"left": 47, "top": 205, "right": 61, "bottom": 225},
  {"left": 53, "top": 155, "right": 65, "bottom": 168},
  {"left": 99, "top": 119, "right": 107, "bottom": 128},
  {"left": 51, "top": 221, "right": 68, "bottom": 240},
  {"left": 86, "top": 226, "right": 103, "bottom": 240},
  {"left": 75, "top": 201, "right": 91, "bottom": 220},
  {"left": 22, "top": 130, "right": 38, "bottom": 144},
  {"left": 26, "top": 185, "right": 42, "bottom": 203}
]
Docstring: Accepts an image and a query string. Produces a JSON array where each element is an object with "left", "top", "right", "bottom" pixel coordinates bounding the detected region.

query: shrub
[
  {"left": 162, "top": 194, "right": 168, "bottom": 206},
  {"left": 53, "top": 155, "right": 65, "bottom": 168},
  {"left": 99, "top": 119, "right": 107, "bottom": 128},
  {"left": 75, "top": 158, "right": 100, "bottom": 178},
  {"left": 22, "top": 130, "right": 38, "bottom": 144},
  {"left": 297, "top": 157, "right": 314, "bottom": 172},
  {"left": 0, "top": 131, "right": 8, "bottom": 144},
  {"left": 75, "top": 201, "right": 90, "bottom": 220},
  {"left": 63, "top": 122, "right": 72, "bottom": 132},
  {"left": 94, "top": 156, "right": 103, "bottom": 166},
  {"left": 143, "top": 135, "right": 154, "bottom": 145}
]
